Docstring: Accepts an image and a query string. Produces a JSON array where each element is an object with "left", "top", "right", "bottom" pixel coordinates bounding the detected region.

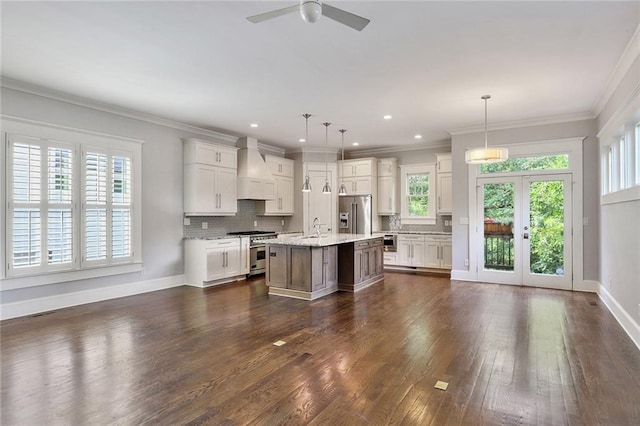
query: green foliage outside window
[{"left": 407, "top": 174, "right": 429, "bottom": 216}]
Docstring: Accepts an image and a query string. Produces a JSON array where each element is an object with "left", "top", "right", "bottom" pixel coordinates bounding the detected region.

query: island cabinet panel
[
  {"left": 338, "top": 237, "right": 384, "bottom": 292},
  {"left": 267, "top": 245, "right": 288, "bottom": 288}
]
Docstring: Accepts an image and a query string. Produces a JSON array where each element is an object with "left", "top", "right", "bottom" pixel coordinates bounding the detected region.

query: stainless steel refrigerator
[{"left": 338, "top": 194, "right": 372, "bottom": 234}]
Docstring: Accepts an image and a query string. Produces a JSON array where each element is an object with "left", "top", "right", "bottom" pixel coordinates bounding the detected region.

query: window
[
  {"left": 619, "top": 136, "right": 627, "bottom": 189},
  {"left": 480, "top": 154, "right": 568, "bottom": 174},
  {"left": 636, "top": 123, "right": 640, "bottom": 185},
  {"left": 400, "top": 164, "right": 436, "bottom": 224},
  {"left": 4, "top": 119, "right": 141, "bottom": 281}
]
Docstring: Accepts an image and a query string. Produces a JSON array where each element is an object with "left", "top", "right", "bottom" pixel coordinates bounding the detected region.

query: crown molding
[
  {"left": 447, "top": 112, "right": 595, "bottom": 136},
  {"left": 597, "top": 79, "right": 640, "bottom": 139},
  {"left": 348, "top": 139, "right": 451, "bottom": 157},
  {"left": 0, "top": 76, "right": 238, "bottom": 144},
  {"left": 592, "top": 23, "right": 640, "bottom": 116},
  {"left": 257, "top": 142, "right": 286, "bottom": 157},
  {"left": 285, "top": 146, "right": 340, "bottom": 155}
]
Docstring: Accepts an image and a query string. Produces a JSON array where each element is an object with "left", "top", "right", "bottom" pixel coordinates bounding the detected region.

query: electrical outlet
[
  {"left": 464, "top": 259, "right": 469, "bottom": 267},
  {"left": 202, "top": 222, "right": 208, "bottom": 229},
  {"left": 281, "top": 219, "right": 285, "bottom": 226},
  {"left": 254, "top": 220, "right": 258, "bottom": 227},
  {"left": 183, "top": 217, "right": 191, "bottom": 226}
]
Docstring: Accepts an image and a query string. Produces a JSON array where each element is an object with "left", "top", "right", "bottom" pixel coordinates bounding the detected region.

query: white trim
[
  {"left": 448, "top": 113, "right": 595, "bottom": 136},
  {"left": 598, "top": 284, "right": 640, "bottom": 352},
  {"left": 348, "top": 139, "right": 451, "bottom": 157},
  {"left": 574, "top": 279, "right": 599, "bottom": 293},
  {"left": 601, "top": 186, "right": 640, "bottom": 205},
  {"left": 450, "top": 269, "right": 474, "bottom": 281},
  {"left": 592, "top": 24, "right": 640, "bottom": 117},
  {"left": 0, "top": 77, "right": 238, "bottom": 144},
  {"left": 597, "top": 80, "right": 640, "bottom": 140},
  {"left": 399, "top": 163, "right": 437, "bottom": 224},
  {"left": 0, "top": 274, "right": 184, "bottom": 320},
  {"left": 1, "top": 262, "right": 144, "bottom": 291}
]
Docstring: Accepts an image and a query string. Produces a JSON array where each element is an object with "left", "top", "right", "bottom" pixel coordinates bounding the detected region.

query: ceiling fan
[{"left": 247, "top": 0, "right": 370, "bottom": 32}]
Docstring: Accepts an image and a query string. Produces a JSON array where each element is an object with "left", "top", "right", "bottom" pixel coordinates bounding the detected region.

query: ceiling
[{"left": 1, "top": 1, "right": 639, "bottom": 152}]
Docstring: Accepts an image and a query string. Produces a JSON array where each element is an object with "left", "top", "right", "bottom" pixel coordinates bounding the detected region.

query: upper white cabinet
[
  {"left": 183, "top": 139, "right": 238, "bottom": 216},
  {"left": 436, "top": 153, "right": 452, "bottom": 215},
  {"left": 338, "top": 158, "right": 377, "bottom": 196},
  {"left": 377, "top": 158, "right": 398, "bottom": 215},
  {"left": 258, "top": 156, "right": 295, "bottom": 216}
]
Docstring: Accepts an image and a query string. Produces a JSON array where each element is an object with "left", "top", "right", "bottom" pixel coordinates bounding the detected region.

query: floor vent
[{"left": 589, "top": 301, "right": 598, "bottom": 306}]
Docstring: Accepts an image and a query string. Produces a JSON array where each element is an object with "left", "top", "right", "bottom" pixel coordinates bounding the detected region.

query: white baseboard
[
  {"left": 598, "top": 284, "right": 640, "bottom": 352},
  {"left": 450, "top": 269, "right": 474, "bottom": 281},
  {"left": 574, "top": 279, "right": 600, "bottom": 293},
  {"left": 1, "top": 274, "right": 185, "bottom": 320}
]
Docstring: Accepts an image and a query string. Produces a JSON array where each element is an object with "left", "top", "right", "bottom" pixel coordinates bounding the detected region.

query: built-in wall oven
[
  {"left": 383, "top": 234, "right": 397, "bottom": 252},
  {"left": 228, "top": 231, "right": 277, "bottom": 276}
]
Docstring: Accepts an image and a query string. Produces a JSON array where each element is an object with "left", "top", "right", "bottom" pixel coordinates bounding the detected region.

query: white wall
[
  {"left": 450, "top": 119, "right": 600, "bottom": 282},
  {"left": 597, "top": 53, "right": 640, "bottom": 347},
  {"left": 0, "top": 86, "right": 232, "bottom": 312}
]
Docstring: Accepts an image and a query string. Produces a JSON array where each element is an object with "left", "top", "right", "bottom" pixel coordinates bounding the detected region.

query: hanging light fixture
[
  {"left": 465, "top": 95, "right": 509, "bottom": 164},
  {"left": 322, "top": 122, "right": 332, "bottom": 194},
  {"left": 301, "top": 113, "right": 312, "bottom": 192},
  {"left": 338, "top": 129, "right": 348, "bottom": 196}
]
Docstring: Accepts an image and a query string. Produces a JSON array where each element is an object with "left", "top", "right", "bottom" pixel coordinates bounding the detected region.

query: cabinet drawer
[
  {"left": 206, "top": 238, "right": 240, "bottom": 249},
  {"left": 398, "top": 235, "right": 425, "bottom": 242},
  {"left": 369, "top": 238, "right": 383, "bottom": 247},
  {"left": 355, "top": 240, "right": 371, "bottom": 250},
  {"left": 383, "top": 253, "right": 397, "bottom": 265}
]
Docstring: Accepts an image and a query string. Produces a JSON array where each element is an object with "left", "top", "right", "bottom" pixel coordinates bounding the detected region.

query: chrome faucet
[{"left": 313, "top": 217, "right": 322, "bottom": 238}]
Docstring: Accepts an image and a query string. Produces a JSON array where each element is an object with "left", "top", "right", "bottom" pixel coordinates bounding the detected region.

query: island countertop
[{"left": 264, "top": 233, "right": 378, "bottom": 247}]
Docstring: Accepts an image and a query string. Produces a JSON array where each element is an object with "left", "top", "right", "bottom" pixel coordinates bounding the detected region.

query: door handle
[{"left": 523, "top": 233, "right": 529, "bottom": 239}]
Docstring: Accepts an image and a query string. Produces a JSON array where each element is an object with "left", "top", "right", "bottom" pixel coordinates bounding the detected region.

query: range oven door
[{"left": 249, "top": 245, "right": 266, "bottom": 275}]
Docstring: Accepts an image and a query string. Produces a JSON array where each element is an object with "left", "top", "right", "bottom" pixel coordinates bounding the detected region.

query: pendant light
[
  {"left": 465, "top": 95, "right": 509, "bottom": 164},
  {"left": 301, "top": 113, "right": 312, "bottom": 192},
  {"left": 338, "top": 129, "right": 348, "bottom": 196},
  {"left": 322, "top": 122, "right": 332, "bottom": 194}
]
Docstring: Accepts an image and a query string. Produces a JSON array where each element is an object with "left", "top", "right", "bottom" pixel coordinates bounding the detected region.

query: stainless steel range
[{"left": 227, "top": 231, "right": 277, "bottom": 276}]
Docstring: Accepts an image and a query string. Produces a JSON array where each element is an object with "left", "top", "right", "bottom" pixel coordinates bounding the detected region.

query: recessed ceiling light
[
  {"left": 414, "top": 134, "right": 422, "bottom": 139},
  {"left": 250, "top": 123, "right": 258, "bottom": 128},
  {"left": 352, "top": 142, "right": 359, "bottom": 146},
  {"left": 383, "top": 115, "right": 392, "bottom": 120},
  {"left": 299, "top": 138, "right": 306, "bottom": 143}
]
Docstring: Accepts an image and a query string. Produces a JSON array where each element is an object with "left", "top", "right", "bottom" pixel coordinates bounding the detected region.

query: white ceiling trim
[
  {"left": 597, "top": 79, "right": 640, "bottom": 139},
  {"left": 447, "top": 112, "right": 595, "bottom": 136},
  {"left": 349, "top": 140, "right": 452, "bottom": 158},
  {"left": 0, "top": 77, "right": 238, "bottom": 145},
  {"left": 592, "top": 24, "right": 640, "bottom": 116}
]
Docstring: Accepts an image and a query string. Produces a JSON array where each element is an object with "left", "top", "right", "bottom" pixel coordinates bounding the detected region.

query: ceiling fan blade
[
  {"left": 247, "top": 5, "right": 299, "bottom": 24},
  {"left": 321, "top": 3, "right": 370, "bottom": 31}
]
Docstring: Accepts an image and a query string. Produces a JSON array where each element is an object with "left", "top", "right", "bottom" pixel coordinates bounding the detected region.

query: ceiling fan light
[
  {"left": 300, "top": 0, "right": 322, "bottom": 23},
  {"left": 465, "top": 147, "right": 509, "bottom": 164}
]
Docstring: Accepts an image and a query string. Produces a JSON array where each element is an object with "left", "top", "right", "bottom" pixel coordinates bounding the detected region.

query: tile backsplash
[{"left": 184, "top": 200, "right": 291, "bottom": 238}]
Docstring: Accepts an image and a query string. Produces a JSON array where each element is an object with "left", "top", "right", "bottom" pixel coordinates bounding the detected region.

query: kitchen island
[{"left": 265, "top": 234, "right": 384, "bottom": 300}]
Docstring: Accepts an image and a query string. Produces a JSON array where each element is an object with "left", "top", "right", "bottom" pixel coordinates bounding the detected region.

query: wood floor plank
[{"left": 2, "top": 273, "right": 640, "bottom": 425}]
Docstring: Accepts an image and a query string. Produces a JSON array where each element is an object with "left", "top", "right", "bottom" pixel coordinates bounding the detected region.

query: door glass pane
[
  {"left": 480, "top": 154, "right": 568, "bottom": 174},
  {"left": 529, "top": 180, "right": 565, "bottom": 276},
  {"left": 483, "top": 183, "right": 514, "bottom": 271}
]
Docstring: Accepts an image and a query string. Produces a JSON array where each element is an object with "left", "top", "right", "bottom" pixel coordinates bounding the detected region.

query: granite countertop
[
  {"left": 183, "top": 235, "right": 242, "bottom": 241},
  {"left": 373, "top": 231, "right": 452, "bottom": 236},
  {"left": 264, "top": 233, "right": 381, "bottom": 247}
]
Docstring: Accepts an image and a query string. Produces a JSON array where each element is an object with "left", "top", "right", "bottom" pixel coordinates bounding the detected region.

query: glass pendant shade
[
  {"left": 301, "top": 175, "right": 312, "bottom": 192},
  {"left": 465, "top": 95, "right": 508, "bottom": 164}
]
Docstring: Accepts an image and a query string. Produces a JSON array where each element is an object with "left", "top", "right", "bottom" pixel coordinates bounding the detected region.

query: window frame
[
  {"left": 399, "top": 163, "right": 436, "bottom": 225},
  {"left": 1, "top": 117, "right": 143, "bottom": 286}
]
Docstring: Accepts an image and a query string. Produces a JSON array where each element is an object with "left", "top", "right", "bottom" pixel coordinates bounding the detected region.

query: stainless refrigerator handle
[{"left": 353, "top": 202, "right": 358, "bottom": 234}]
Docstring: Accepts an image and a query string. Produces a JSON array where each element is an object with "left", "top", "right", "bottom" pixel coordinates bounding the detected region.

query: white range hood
[{"left": 236, "top": 137, "right": 276, "bottom": 200}]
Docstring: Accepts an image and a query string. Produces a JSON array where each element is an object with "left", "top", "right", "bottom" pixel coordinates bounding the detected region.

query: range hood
[{"left": 236, "top": 137, "right": 276, "bottom": 200}]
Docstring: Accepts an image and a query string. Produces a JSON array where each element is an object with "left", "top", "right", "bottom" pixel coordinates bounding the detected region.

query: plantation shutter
[
  {"left": 84, "top": 151, "right": 108, "bottom": 264},
  {"left": 111, "top": 155, "right": 132, "bottom": 260},
  {"left": 47, "top": 146, "right": 74, "bottom": 265}
]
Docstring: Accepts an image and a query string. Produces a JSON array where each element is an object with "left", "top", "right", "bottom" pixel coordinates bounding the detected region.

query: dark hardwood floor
[{"left": 2, "top": 272, "right": 640, "bottom": 425}]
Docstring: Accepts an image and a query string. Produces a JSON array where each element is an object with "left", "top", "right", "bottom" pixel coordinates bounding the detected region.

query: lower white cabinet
[
  {"left": 185, "top": 238, "right": 245, "bottom": 286},
  {"left": 391, "top": 234, "right": 451, "bottom": 270},
  {"left": 397, "top": 235, "right": 425, "bottom": 267}
]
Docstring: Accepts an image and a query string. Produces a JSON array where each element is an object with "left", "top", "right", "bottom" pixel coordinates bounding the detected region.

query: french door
[{"left": 477, "top": 174, "right": 572, "bottom": 290}]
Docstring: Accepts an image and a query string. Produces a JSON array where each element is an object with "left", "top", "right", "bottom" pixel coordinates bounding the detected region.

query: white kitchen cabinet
[
  {"left": 259, "top": 156, "right": 294, "bottom": 216},
  {"left": 377, "top": 158, "right": 398, "bottom": 215},
  {"left": 240, "top": 236, "right": 250, "bottom": 274},
  {"left": 184, "top": 164, "right": 237, "bottom": 216},
  {"left": 184, "top": 138, "right": 237, "bottom": 169},
  {"left": 338, "top": 159, "right": 376, "bottom": 178},
  {"left": 397, "top": 235, "right": 425, "bottom": 267},
  {"left": 183, "top": 139, "right": 238, "bottom": 216},
  {"left": 185, "top": 238, "right": 244, "bottom": 287},
  {"left": 436, "top": 153, "right": 452, "bottom": 215},
  {"left": 424, "top": 236, "right": 452, "bottom": 269},
  {"left": 341, "top": 176, "right": 373, "bottom": 195}
]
